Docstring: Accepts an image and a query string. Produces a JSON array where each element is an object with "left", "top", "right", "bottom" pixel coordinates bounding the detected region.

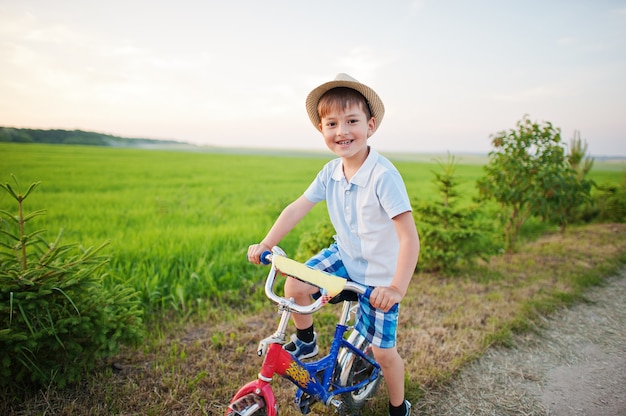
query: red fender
[{"left": 226, "top": 380, "right": 277, "bottom": 416}]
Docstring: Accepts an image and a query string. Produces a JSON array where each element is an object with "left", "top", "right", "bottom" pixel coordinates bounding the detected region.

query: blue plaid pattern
[
  {"left": 355, "top": 297, "right": 398, "bottom": 348},
  {"left": 305, "top": 243, "right": 350, "bottom": 278},
  {"left": 306, "top": 243, "right": 399, "bottom": 348}
]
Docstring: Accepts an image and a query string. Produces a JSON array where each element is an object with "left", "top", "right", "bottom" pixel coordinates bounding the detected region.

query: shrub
[
  {"left": 413, "top": 202, "right": 496, "bottom": 273},
  {"left": 590, "top": 175, "right": 626, "bottom": 223},
  {"left": 0, "top": 176, "right": 143, "bottom": 389},
  {"left": 294, "top": 221, "right": 335, "bottom": 262},
  {"left": 477, "top": 116, "right": 591, "bottom": 251},
  {"left": 414, "top": 154, "right": 495, "bottom": 273}
]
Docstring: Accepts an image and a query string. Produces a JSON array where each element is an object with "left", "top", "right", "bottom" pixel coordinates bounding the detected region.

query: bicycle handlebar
[
  {"left": 260, "top": 247, "right": 370, "bottom": 314},
  {"left": 260, "top": 250, "right": 272, "bottom": 265}
]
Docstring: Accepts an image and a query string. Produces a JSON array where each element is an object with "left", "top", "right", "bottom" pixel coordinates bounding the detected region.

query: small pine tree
[
  {"left": 0, "top": 175, "right": 143, "bottom": 390},
  {"left": 414, "top": 154, "right": 494, "bottom": 273},
  {"left": 568, "top": 130, "right": 594, "bottom": 179}
]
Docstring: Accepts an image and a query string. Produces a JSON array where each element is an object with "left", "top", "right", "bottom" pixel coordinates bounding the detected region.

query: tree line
[{"left": 0, "top": 127, "right": 184, "bottom": 147}]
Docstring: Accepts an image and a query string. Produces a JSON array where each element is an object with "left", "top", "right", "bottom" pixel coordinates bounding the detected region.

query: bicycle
[{"left": 225, "top": 246, "right": 382, "bottom": 416}]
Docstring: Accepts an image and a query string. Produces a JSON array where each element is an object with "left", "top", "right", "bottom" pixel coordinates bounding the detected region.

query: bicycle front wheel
[
  {"left": 225, "top": 393, "right": 268, "bottom": 416},
  {"left": 333, "top": 329, "right": 382, "bottom": 411}
]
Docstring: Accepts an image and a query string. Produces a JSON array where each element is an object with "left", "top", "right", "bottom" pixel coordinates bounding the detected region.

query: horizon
[{"left": 3, "top": 125, "right": 625, "bottom": 163}]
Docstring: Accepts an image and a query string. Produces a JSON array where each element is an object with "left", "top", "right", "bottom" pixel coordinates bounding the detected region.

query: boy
[{"left": 247, "top": 73, "right": 419, "bottom": 416}]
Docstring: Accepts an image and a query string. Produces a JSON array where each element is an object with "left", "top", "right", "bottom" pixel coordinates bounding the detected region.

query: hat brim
[{"left": 305, "top": 75, "right": 385, "bottom": 132}]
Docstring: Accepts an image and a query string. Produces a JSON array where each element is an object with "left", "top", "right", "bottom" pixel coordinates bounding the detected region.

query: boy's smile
[{"left": 320, "top": 103, "right": 376, "bottom": 167}]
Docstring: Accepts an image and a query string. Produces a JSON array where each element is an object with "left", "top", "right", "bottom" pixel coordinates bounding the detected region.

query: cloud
[
  {"left": 612, "top": 7, "right": 626, "bottom": 16},
  {"left": 333, "top": 46, "right": 399, "bottom": 84},
  {"left": 335, "top": 47, "right": 381, "bottom": 79},
  {"left": 556, "top": 37, "right": 577, "bottom": 45},
  {"left": 491, "top": 85, "right": 561, "bottom": 103},
  {"left": 409, "top": 0, "right": 427, "bottom": 16}
]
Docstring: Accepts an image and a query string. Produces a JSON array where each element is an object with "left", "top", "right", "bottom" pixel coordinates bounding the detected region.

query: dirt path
[{"left": 417, "top": 269, "right": 626, "bottom": 416}]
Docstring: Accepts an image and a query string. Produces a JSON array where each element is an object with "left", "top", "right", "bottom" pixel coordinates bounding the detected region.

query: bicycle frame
[{"left": 226, "top": 248, "right": 380, "bottom": 416}]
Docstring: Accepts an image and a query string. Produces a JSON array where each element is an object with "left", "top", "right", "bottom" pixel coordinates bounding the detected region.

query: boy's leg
[
  {"left": 372, "top": 346, "right": 405, "bottom": 406},
  {"left": 356, "top": 298, "right": 409, "bottom": 415},
  {"left": 289, "top": 242, "right": 348, "bottom": 331},
  {"left": 284, "top": 276, "right": 318, "bottom": 330},
  {"left": 282, "top": 277, "right": 320, "bottom": 359},
  {"left": 283, "top": 243, "right": 348, "bottom": 358}
]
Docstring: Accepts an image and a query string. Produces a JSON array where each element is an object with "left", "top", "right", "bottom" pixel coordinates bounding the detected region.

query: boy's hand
[
  {"left": 370, "top": 286, "right": 403, "bottom": 312},
  {"left": 247, "top": 243, "right": 271, "bottom": 265}
]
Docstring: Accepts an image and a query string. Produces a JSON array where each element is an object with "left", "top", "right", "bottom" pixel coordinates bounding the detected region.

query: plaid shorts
[{"left": 306, "top": 243, "right": 399, "bottom": 348}]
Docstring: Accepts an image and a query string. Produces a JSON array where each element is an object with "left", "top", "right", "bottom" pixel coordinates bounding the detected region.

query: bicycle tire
[
  {"left": 225, "top": 393, "right": 268, "bottom": 416},
  {"left": 333, "top": 330, "right": 382, "bottom": 411}
]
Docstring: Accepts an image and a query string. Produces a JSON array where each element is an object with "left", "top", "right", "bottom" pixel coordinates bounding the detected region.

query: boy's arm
[
  {"left": 247, "top": 195, "right": 316, "bottom": 264},
  {"left": 370, "top": 211, "right": 420, "bottom": 311},
  {"left": 389, "top": 210, "right": 420, "bottom": 296}
]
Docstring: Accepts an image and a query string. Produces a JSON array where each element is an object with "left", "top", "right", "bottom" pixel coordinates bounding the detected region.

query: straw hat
[{"left": 305, "top": 73, "right": 385, "bottom": 132}]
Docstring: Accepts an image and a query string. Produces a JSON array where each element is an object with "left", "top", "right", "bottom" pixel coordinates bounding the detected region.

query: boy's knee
[
  {"left": 373, "top": 346, "right": 401, "bottom": 368},
  {"left": 284, "top": 277, "right": 316, "bottom": 298}
]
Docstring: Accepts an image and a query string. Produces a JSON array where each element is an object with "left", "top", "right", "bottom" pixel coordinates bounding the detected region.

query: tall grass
[
  {"left": 1, "top": 143, "right": 622, "bottom": 317},
  {"left": 1, "top": 144, "right": 326, "bottom": 314}
]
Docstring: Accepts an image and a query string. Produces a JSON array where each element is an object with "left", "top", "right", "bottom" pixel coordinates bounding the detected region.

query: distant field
[{"left": 1, "top": 143, "right": 622, "bottom": 315}]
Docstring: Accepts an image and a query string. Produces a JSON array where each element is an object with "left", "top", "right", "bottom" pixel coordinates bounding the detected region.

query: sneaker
[
  {"left": 389, "top": 400, "right": 411, "bottom": 416},
  {"left": 283, "top": 333, "right": 318, "bottom": 359}
]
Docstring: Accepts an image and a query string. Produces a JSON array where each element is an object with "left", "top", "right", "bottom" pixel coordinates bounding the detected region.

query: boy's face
[{"left": 319, "top": 103, "right": 376, "bottom": 162}]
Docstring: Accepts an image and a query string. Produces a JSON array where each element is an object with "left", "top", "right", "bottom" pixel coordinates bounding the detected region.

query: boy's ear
[{"left": 367, "top": 117, "right": 377, "bottom": 137}]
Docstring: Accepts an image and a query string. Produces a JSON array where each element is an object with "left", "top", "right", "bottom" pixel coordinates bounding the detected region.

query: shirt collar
[{"left": 331, "top": 147, "right": 379, "bottom": 187}]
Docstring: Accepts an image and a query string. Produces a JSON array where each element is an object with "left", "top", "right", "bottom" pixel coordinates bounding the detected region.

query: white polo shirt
[{"left": 304, "top": 148, "right": 412, "bottom": 287}]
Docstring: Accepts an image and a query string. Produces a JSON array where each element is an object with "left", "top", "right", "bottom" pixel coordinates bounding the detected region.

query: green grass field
[
  {"left": 1, "top": 143, "right": 623, "bottom": 316},
  {"left": 2, "top": 143, "right": 626, "bottom": 415}
]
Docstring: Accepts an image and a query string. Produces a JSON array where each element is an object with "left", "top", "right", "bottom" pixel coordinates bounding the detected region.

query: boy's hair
[
  {"left": 305, "top": 73, "right": 384, "bottom": 132},
  {"left": 317, "top": 87, "right": 373, "bottom": 125}
]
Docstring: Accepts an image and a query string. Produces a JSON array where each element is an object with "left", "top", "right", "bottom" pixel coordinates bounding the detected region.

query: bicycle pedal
[{"left": 295, "top": 393, "right": 316, "bottom": 415}]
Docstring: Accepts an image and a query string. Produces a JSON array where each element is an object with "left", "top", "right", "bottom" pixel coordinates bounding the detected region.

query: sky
[{"left": 1, "top": 0, "right": 625, "bottom": 157}]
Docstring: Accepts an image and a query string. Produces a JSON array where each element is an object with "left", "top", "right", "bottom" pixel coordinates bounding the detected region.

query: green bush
[
  {"left": 589, "top": 175, "right": 626, "bottom": 223},
  {"left": 413, "top": 202, "right": 496, "bottom": 273},
  {"left": 414, "top": 154, "right": 497, "bottom": 273},
  {"left": 476, "top": 116, "right": 591, "bottom": 250},
  {"left": 294, "top": 221, "right": 335, "bottom": 262},
  {"left": 0, "top": 176, "right": 143, "bottom": 389}
]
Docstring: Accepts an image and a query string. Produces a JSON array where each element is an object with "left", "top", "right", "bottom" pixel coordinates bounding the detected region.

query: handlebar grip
[
  {"left": 260, "top": 250, "right": 272, "bottom": 265},
  {"left": 364, "top": 286, "right": 373, "bottom": 299}
]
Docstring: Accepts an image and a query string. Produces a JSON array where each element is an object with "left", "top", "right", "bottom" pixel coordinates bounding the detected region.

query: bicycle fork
[{"left": 227, "top": 304, "right": 306, "bottom": 416}]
